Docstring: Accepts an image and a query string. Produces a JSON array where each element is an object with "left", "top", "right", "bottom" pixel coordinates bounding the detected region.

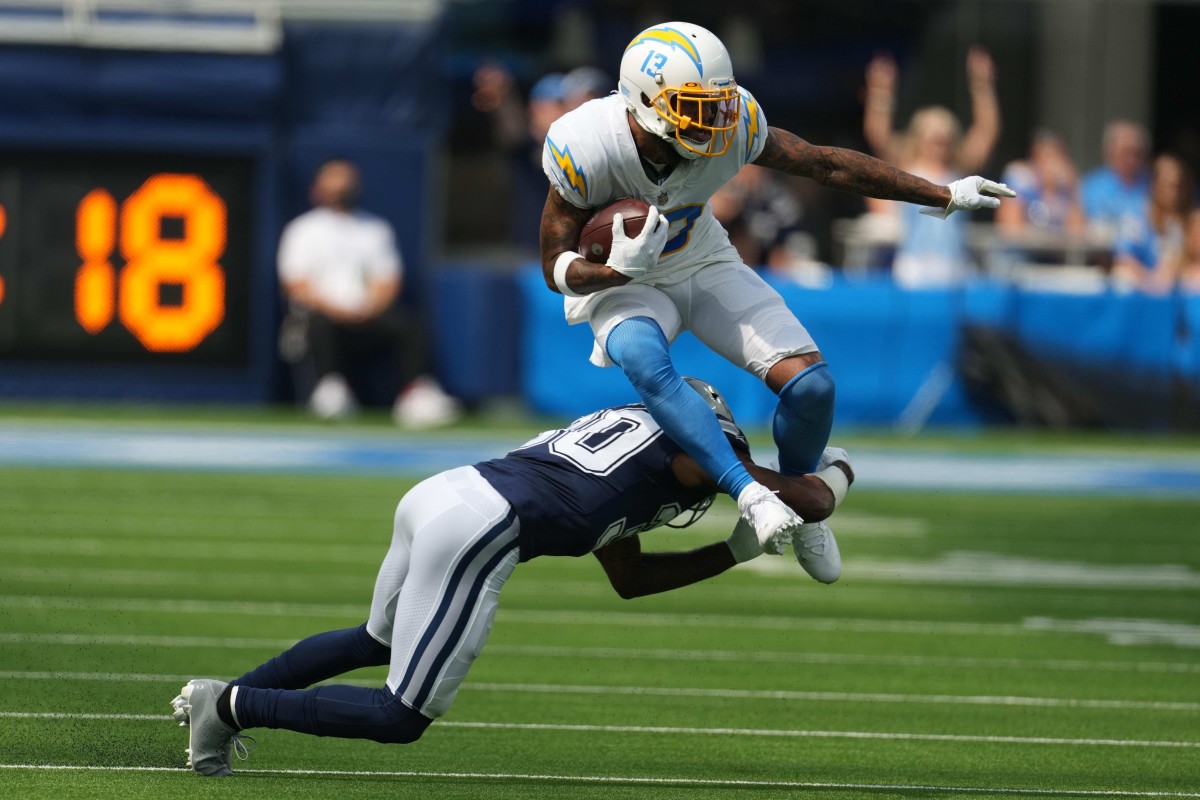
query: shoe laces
[
  {"left": 796, "top": 523, "right": 828, "bottom": 554},
  {"left": 231, "top": 733, "right": 257, "bottom": 761}
]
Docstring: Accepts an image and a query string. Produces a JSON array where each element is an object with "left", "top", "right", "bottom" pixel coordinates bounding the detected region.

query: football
[{"left": 578, "top": 198, "right": 652, "bottom": 263}]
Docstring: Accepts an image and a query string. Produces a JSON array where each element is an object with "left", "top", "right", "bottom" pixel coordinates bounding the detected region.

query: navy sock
[
  {"left": 234, "top": 683, "right": 432, "bottom": 745},
  {"left": 231, "top": 623, "right": 390, "bottom": 690},
  {"left": 772, "top": 361, "right": 835, "bottom": 475},
  {"left": 606, "top": 316, "right": 753, "bottom": 498}
]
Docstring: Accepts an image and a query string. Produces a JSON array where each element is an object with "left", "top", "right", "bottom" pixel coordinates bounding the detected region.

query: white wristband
[
  {"left": 813, "top": 465, "right": 850, "bottom": 509},
  {"left": 553, "top": 251, "right": 585, "bottom": 297}
]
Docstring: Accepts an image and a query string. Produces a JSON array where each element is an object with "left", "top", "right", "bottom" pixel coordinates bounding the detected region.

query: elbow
[
  {"left": 612, "top": 582, "right": 644, "bottom": 600},
  {"left": 609, "top": 575, "right": 649, "bottom": 600},
  {"left": 541, "top": 263, "right": 560, "bottom": 294}
]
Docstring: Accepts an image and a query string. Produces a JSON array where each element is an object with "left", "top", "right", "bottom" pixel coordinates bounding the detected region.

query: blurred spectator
[
  {"left": 710, "top": 164, "right": 812, "bottom": 273},
  {"left": 1111, "top": 154, "right": 1193, "bottom": 294},
  {"left": 861, "top": 47, "right": 1001, "bottom": 287},
  {"left": 472, "top": 65, "right": 568, "bottom": 251},
  {"left": 1175, "top": 209, "right": 1200, "bottom": 293},
  {"left": 278, "top": 159, "right": 462, "bottom": 427},
  {"left": 561, "top": 66, "right": 612, "bottom": 110},
  {"left": 996, "top": 130, "right": 1084, "bottom": 236},
  {"left": 1080, "top": 120, "right": 1150, "bottom": 241}
]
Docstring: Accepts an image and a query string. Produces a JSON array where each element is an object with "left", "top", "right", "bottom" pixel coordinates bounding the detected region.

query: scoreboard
[
  {"left": 0, "top": 148, "right": 274, "bottom": 401},
  {"left": 0, "top": 152, "right": 254, "bottom": 366}
]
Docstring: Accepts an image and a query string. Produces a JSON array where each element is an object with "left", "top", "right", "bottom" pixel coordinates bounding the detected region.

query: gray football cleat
[
  {"left": 171, "top": 679, "right": 252, "bottom": 777},
  {"left": 793, "top": 520, "right": 841, "bottom": 583}
]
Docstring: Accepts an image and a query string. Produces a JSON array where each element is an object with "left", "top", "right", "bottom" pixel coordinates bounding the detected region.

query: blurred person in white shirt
[{"left": 278, "top": 159, "right": 461, "bottom": 427}]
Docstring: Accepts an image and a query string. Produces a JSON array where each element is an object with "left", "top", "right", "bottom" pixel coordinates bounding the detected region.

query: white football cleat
[
  {"left": 793, "top": 520, "right": 841, "bottom": 584},
  {"left": 737, "top": 482, "right": 804, "bottom": 556}
]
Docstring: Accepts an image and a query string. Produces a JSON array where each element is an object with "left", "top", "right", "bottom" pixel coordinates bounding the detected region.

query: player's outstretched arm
[
  {"left": 755, "top": 128, "right": 1014, "bottom": 217},
  {"left": 540, "top": 188, "right": 631, "bottom": 296},
  {"left": 755, "top": 127, "right": 951, "bottom": 207},
  {"left": 593, "top": 534, "right": 738, "bottom": 599}
]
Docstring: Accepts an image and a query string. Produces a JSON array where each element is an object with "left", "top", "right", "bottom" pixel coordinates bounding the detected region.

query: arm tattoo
[
  {"left": 755, "top": 127, "right": 951, "bottom": 208},
  {"left": 539, "top": 188, "right": 631, "bottom": 294}
]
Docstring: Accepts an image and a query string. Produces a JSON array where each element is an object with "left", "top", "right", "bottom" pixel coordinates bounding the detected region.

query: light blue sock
[
  {"left": 606, "top": 317, "right": 754, "bottom": 498},
  {"left": 772, "top": 361, "right": 835, "bottom": 475}
]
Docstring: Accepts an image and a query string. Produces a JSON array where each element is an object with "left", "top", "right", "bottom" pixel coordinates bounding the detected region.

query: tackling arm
[
  {"left": 671, "top": 448, "right": 853, "bottom": 522},
  {"left": 594, "top": 451, "right": 856, "bottom": 598},
  {"left": 539, "top": 188, "right": 632, "bottom": 296},
  {"left": 755, "top": 127, "right": 952, "bottom": 208},
  {"left": 593, "top": 534, "right": 737, "bottom": 599}
]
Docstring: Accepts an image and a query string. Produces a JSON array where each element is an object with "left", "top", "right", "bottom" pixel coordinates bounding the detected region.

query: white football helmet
[{"left": 618, "top": 21, "right": 740, "bottom": 159}]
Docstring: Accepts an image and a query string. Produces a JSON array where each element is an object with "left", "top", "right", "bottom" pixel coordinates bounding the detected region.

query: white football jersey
[{"left": 543, "top": 88, "right": 770, "bottom": 286}]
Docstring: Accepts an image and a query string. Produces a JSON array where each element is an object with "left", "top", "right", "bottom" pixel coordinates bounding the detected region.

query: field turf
[{"left": 1, "top": 416, "right": 1198, "bottom": 799}]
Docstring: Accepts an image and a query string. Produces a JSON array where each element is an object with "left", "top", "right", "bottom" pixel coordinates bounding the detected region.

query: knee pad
[
  {"left": 373, "top": 694, "right": 433, "bottom": 745},
  {"left": 772, "top": 361, "right": 836, "bottom": 476},
  {"left": 777, "top": 361, "right": 835, "bottom": 423}
]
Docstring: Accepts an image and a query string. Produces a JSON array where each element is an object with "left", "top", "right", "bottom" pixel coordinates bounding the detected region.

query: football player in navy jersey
[{"left": 170, "top": 378, "right": 853, "bottom": 777}]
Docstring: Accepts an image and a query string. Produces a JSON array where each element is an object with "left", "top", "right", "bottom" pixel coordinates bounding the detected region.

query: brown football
[{"left": 578, "top": 198, "right": 652, "bottom": 263}]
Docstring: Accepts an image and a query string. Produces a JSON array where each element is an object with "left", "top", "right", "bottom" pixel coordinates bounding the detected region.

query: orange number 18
[{"left": 74, "top": 173, "right": 227, "bottom": 353}]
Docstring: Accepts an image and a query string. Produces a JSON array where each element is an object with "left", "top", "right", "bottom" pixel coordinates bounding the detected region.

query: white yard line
[
  {"left": 2, "top": 671, "right": 1196, "bottom": 712},
  {"left": 0, "top": 764, "right": 1195, "bottom": 798},
  {"left": 0, "top": 595, "right": 364, "bottom": 619},
  {"left": 0, "top": 595, "right": 1066, "bottom": 637},
  {"left": 487, "top": 644, "right": 1200, "bottom": 674},
  {"left": 2, "top": 711, "right": 1198, "bottom": 749},
  {"left": 4, "top": 632, "right": 1198, "bottom": 674}
]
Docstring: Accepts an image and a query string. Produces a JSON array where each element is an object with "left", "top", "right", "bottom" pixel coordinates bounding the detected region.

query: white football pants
[{"left": 366, "top": 465, "right": 520, "bottom": 718}]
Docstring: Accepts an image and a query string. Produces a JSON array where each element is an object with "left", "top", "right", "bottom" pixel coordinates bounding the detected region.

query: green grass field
[{"left": 1, "top": 414, "right": 1198, "bottom": 799}]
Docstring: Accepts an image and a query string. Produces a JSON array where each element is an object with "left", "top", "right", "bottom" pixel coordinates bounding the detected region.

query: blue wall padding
[
  {"left": 435, "top": 267, "right": 523, "bottom": 403},
  {"left": 1013, "top": 291, "right": 1179, "bottom": 378},
  {"left": 508, "top": 268, "right": 1200, "bottom": 427},
  {"left": 1180, "top": 295, "right": 1200, "bottom": 386}
]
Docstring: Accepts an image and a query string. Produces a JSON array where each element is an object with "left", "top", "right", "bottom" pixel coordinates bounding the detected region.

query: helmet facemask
[{"left": 651, "top": 82, "right": 740, "bottom": 158}]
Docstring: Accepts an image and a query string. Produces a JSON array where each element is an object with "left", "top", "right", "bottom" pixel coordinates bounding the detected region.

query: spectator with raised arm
[{"left": 861, "top": 47, "right": 1001, "bottom": 287}]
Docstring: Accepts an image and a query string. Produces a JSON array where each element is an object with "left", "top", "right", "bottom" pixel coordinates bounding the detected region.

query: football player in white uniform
[{"left": 541, "top": 21, "right": 1014, "bottom": 572}]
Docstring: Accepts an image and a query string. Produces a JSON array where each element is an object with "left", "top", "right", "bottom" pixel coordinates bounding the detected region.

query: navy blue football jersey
[{"left": 474, "top": 404, "right": 715, "bottom": 561}]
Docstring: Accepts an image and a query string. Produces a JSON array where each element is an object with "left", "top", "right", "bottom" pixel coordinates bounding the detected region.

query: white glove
[
  {"left": 725, "top": 518, "right": 764, "bottom": 564},
  {"left": 606, "top": 206, "right": 669, "bottom": 278},
  {"left": 919, "top": 176, "right": 1016, "bottom": 219}
]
